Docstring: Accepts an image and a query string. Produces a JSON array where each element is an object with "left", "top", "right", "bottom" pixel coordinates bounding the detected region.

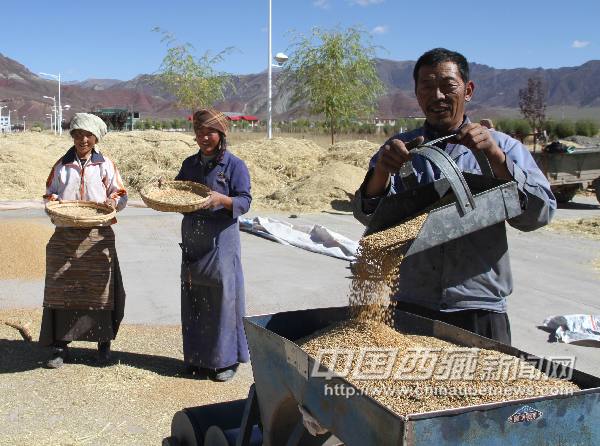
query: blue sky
[{"left": 2, "top": 0, "right": 598, "bottom": 82}]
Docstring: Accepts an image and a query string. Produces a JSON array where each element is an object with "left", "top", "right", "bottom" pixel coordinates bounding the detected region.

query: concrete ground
[{"left": 1, "top": 196, "right": 599, "bottom": 377}]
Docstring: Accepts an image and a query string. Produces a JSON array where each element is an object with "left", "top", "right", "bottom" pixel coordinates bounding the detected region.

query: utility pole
[
  {"left": 40, "top": 72, "right": 63, "bottom": 135},
  {"left": 58, "top": 73, "right": 62, "bottom": 135},
  {"left": 8, "top": 109, "right": 16, "bottom": 133},
  {"left": 43, "top": 96, "right": 57, "bottom": 135},
  {"left": 267, "top": 0, "right": 272, "bottom": 139},
  {"left": 266, "top": 0, "right": 287, "bottom": 139}
]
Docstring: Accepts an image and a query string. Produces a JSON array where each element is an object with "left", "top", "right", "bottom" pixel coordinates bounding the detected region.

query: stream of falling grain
[{"left": 349, "top": 213, "right": 428, "bottom": 324}]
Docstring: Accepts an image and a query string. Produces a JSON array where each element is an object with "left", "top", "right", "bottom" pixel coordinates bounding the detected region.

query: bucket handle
[{"left": 410, "top": 144, "right": 477, "bottom": 216}]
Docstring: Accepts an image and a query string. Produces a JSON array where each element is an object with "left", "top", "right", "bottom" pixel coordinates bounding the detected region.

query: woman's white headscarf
[{"left": 69, "top": 113, "right": 108, "bottom": 141}]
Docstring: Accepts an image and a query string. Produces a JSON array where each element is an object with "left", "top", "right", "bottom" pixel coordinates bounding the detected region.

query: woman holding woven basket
[
  {"left": 40, "top": 113, "right": 128, "bottom": 368},
  {"left": 175, "top": 109, "right": 252, "bottom": 382}
]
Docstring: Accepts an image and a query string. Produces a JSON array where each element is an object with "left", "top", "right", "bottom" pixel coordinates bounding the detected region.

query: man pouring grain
[
  {"left": 353, "top": 48, "right": 555, "bottom": 344},
  {"left": 40, "top": 113, "right": 127, "bottom": 368}
]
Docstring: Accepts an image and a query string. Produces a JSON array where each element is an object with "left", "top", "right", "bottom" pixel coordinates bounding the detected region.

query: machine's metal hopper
[{"left": 244, "top": 306, "right": 600, "bottom": 446}]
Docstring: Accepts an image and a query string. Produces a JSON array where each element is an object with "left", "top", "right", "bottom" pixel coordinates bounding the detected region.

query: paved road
[{"left": 1, "top": 196, "right": 599, "bottom": 376}]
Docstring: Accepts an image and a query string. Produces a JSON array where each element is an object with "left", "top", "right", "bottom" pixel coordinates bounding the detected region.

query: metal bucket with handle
[{"left": 363, "top": 141, "right": 523, "bottom": 257}]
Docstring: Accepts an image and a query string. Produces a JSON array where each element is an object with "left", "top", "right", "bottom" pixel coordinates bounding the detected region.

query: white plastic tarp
[
  {"left": 239, "top": 216, "right": 358, "bottom": 261},
  {"left": 542, "top": 314, "right": 600, "bottom": 346}
]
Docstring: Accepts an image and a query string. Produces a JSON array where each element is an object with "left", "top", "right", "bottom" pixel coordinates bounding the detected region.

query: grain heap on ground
[
  {"left": 231, "top": 137, "right": 376, "bottom": 212},
  {"left": 0, "top": 220, "right": 53, "bottom": 280},
  {"left": 299, "top": 319, "right": 580, "bottom": 415}
]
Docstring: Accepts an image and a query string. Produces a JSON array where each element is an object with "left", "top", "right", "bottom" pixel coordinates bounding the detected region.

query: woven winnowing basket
[
  {"left": 140, "top": 180, "right": 211, "bottom": 213},
  {"left": 45, "top": 201, "right": 116, "bottom": 227}
]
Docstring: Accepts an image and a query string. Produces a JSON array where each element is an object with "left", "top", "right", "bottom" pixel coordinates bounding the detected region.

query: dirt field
[{"left": 0, "top": 131, "right": 380, "bottom": 212}]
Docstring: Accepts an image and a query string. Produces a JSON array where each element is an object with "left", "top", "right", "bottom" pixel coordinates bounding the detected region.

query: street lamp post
[
  {"left": 268, "top": 0, "right": 273, "bottom": 139},
  {"left": 45, "top": 114, "right": 53, "bottom": 131},
  {"left": 40, "top": 72, "right": 62, "bottom": 135},
  {"left": 23, "top": 116, "right": 26, "bottom": 132},
  {"left": 43, "top": 95, "right": 57, "bottom": 134},
  {"left": 267, "top": 0, "right": 288, "bottom": 139},
  {"left": 8, "top": 110, "right": 17, "bottom": 133}
]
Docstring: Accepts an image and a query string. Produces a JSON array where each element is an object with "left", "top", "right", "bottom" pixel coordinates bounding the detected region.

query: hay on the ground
[
  {"left": 0, "top": 132, "right": 381, "bottom": 213},
  {"left": 546, "top": 217, "right": 600, "bottom": 239}
]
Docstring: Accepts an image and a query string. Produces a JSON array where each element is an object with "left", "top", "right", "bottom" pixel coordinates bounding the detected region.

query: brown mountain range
[{"left": 1, "top": 53, "right": 599, "bottom": 125}]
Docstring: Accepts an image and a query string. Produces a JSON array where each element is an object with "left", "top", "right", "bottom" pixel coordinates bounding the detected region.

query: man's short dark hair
[{"left": 413, "top": 48, "right": 470, "bottom": 84}]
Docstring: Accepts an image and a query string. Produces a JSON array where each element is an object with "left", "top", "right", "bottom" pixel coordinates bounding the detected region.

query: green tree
[
  {"left": 281, "top": 27, "right": 385, "bottom": 144},
  {"left": 154, "top": 28, "right": 234, "bottom": 111}
]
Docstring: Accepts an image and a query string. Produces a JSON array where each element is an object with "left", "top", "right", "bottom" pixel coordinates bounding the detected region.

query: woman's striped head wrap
[{"left": 192, "top": 109, "right": 229, "bottom": 136}]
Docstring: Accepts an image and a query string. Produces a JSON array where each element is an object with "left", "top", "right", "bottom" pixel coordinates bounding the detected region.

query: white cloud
[
  {"left": 572, "top": 40, "right": 590, "bottom": 48},
  {"left": 314, "top": 0, "right": 330, "bottom": 9},
  {"left": 371, "top": 25, "right": 388, "bottom": 35},
  {"left": 351, "top": 0, "right": 384, "bottom": 5}
]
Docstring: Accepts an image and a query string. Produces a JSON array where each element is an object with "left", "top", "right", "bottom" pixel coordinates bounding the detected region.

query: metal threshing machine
[{"left": 163, "top": 144, "right": 600, "bottom": 445}]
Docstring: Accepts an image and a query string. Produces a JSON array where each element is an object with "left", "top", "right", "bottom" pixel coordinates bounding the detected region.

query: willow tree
[
  {"left": 154, "top": 28, "right": 233, "bottom": 111},
  {"left": 281, "top": 27, "right": 385, "bottom": 145}
]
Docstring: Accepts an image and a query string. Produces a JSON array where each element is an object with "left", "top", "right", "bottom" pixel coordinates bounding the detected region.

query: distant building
[
  {"left": 93, "top": 108, "right": 140, "bottom": 130},
  {"left": 373, "top": 116, "right": 397, "bottom": 127},
  {"left": 222, "top": 112, "right": 260, "bottom": 128},
  {"left": 0, "top": 115, "right": 10, "bottom": 133}
]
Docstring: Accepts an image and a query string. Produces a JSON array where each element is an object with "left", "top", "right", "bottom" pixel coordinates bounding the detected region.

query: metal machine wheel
[
  {"left": 165, "top": 386, "right": 261, "bottom": 446},
  {"left": 552, "top": 185, "right": 579, "bottom": 203},
  {"left": 203, "top": 425, "right": 262, "bottom": 446},
  {"left": 162, "top": 436, "right": 182, "bottom": 446},
  {"left": 204, "top": 426, "right": 233, "bottom": 446},
  {"left": 593, "top": 178, "right": 600, "bottom": 203},
  {"left": 168, "top": 407, "right": 209, "bottom": 446}
]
